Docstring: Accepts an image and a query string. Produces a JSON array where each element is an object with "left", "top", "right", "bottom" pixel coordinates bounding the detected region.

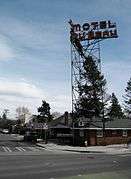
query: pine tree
[
  {"left": 108, "top": 93, "right": 123, "bottom": 119},
  {"left": 37, "top": 100, "right": 52, "bottom": 123},
  {"left": 76, "top": 56, "right": 107, "bottom": 120},
  {"left": 2, "top": 113, "right": 7, "bottom": 120},
  {"left": 123, "top": 77, "right": 131, "bottom": 118}
]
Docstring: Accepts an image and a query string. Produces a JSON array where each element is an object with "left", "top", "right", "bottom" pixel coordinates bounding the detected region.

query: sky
[{"left": 0, "top": 0, "right": 130, "bottom": 118}]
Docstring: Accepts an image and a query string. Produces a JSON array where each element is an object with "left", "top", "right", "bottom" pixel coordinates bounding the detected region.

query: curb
[
  {"left": 61, "top": 149, "right": 104, "bottom": 153},
  {"left": 36, "top": 143, "right": 131, "bottom": 154},
  {"left": 36, "top": 143, "right": 104, "bottom": 153}
]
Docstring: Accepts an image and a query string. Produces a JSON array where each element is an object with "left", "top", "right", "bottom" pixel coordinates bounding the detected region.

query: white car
[{"left": 2, "top": 129, "right": 9, "bottom": 134}]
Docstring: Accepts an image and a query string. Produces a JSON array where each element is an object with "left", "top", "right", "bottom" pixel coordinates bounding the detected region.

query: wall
[
  {"left": 97, "top": 130, "right": 131, "bottom": 145},
  {"left": 71, "top": 129, "right": 131, "bottom": 146}
]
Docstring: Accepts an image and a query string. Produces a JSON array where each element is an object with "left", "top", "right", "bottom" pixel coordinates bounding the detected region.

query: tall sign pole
[{"left": 69, "top": 20, "right": 118, "bottom": 127}]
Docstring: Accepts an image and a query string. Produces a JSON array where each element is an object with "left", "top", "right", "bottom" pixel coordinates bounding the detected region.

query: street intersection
[{"left": 0, "top": 134, "right": 131, "bottom": 179}]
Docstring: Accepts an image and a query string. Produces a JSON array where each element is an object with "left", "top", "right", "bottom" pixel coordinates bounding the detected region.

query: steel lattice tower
[
  {"left": 69, "top": 19, "right": 118, "bottom": 123},
  {"left": 71, "top": 40, "right": 101, "bottom": 116}
]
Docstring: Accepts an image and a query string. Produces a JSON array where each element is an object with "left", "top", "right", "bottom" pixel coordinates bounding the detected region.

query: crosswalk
[
  {"left": 0, "top": 146, "right": 45, "bottom": 153},
  {"left": 2, "top": 146, "right": 12, "bottom": 152}
]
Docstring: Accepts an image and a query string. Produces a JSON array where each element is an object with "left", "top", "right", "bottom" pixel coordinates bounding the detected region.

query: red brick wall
[
  {"left": 75, "top": 129, "right": 131, "bottom": 146},
  {"left": 97, "top": 129, "right": 131, "bottom": 145},
  {"left": 90, "top": 130, "right": 97, "bottom": 146},
  {"left": 84, "top": 130, "right": 97, "bottom": 146},
  {"left": 128, "top": 130, "right": 131, "bottom": 136},
  {"left": 97, "top": 136, "right": 131, "bottom": 145}
]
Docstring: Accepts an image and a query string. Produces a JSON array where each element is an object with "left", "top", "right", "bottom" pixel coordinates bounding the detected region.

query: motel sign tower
[{"left": 69, "top": 20, "right": 118, "bottom": 123}]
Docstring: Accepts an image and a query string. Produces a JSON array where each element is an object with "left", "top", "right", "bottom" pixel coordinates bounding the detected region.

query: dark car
[{"left": 24, "top": 131, "right": 37, "bottom": 142}]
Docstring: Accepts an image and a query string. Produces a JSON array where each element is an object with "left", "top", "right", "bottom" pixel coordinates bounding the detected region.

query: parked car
[
  {"left": 2, "top": 129, "right": 9, "bottom": 134},
  {"left": 24, "top": 131, "right": 37, "bottom": 142}
]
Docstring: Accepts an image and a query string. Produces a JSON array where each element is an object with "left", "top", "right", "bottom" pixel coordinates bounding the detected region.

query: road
[
  {"left": 0, "top": 133, "right": 46, "bottom": 153},
  {"left": 0, "top": 134, "right": 131, "bottom": 179}
]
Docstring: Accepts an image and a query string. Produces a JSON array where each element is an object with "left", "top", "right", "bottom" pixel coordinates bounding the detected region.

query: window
[
  {"left": 79, "top": 121, "right": 84, "bottom": 127},
  {"left": 79, "top": 130, "right": 84, "bottom": 137},
  {"left": 97, "top": 130, "right": 103, "bottom": 137},
  {"left": 123, "top": 130, "right": 127, "bottom": 137},
  {"left": 112, "top": 130, "right": 117, "bottom": 135}
]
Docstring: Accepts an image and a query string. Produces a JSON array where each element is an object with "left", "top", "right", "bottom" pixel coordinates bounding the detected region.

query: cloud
[
  {"left": 50, "top": 94, "right": 71, "bottom": 113},
  {"left": 0, "top": 34, "right": 15, "bottom": 61},
  {"left": 0, "top": 78, "right": 44, "bottom": 117},
  {"left": 0, "top": 16, "right": 66, "bottom": 54},
  {"left": 0, "top": 78, "right": 44, "bottom": 99},
  {"left": 3, "top": 1, "right": 131, "bottom": 117},
  {"left": 0, "top": 77, "right": 71, "bottom": 118}
]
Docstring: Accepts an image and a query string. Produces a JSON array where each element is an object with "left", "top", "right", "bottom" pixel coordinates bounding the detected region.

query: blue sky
[{"left": 0, "top": 0, "right": 130, "bottom": 118}]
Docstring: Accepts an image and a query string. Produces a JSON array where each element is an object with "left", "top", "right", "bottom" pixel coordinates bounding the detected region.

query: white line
[
  {"left": 5, "top": 147, "right": 12, "bottom": 152},
  {"left": 2, "top": 146, "right": 8, "bottom": 152},
  {"left": 15, "top": 147, "right": 25, "bottom": 152},
  {"left": 19, "top": 147, "right": 26, "bottom": 152},
  {"left": 2, "top": 146, "right": 9, "bottom": 152}
]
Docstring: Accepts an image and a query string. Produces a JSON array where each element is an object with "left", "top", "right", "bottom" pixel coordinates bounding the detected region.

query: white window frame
[
  {"left": 123, "top": 130, "right": 127, "bottom": 137},
  {"left": 79, "top": 130, "right": 84, "bottom": 137},
  {"left": 97, "top": 130, "right": 103, "bottom": 137},
  {"left": 79, "top": 121, "right": 84, "bottom": 127}
]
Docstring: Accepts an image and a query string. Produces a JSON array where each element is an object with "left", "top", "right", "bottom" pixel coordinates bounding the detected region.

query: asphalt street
[
  {"left": 0, "top": 134, "right": 46, "bottom": 153},
  {"left": 0, "top": 134, "right": 131, "bottom": 179}
]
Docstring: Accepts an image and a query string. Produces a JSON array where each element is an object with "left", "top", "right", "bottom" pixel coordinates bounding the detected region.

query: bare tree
[{"left": 16, "top": 106, "right": 30, "bottom": 124}]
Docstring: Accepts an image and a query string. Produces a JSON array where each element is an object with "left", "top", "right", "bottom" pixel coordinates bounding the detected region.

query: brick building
[
  {"left": 73, "top": 118, "right": 131, "bottom": 146},
  {"left": 42, "top": 112, "right": 131, "bottom": 146}
]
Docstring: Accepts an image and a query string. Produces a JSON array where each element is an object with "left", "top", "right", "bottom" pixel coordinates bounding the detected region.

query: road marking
[
  {"left": 27, "top": 147, "right": 41, "bottom": 152},
  {"left": 6, "top": 147, "right": 12, "bottom": 152},
  {"left": 2, "top": 146, "right": 12, "bottom": 152},
  {"left": 19, "top": 147, "right": 26, "bottom": 151},
  {"left": 0, "top": 146, "right": 45, "bottom": 153},
  {"left": 15, "top": 147, "right": 25, "bottom": 152},
  {"left": 2, "top": 146, "right": 8, "bottom": 152}
]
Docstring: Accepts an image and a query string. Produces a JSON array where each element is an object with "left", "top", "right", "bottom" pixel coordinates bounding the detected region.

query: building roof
[
  {"left": 49, "top": 112, "right": 72, "bottom": 127},
  {"left": 50, "top": 124, "right": 70, "bottom": 129},
  {"left": 105, "top": 118, "right": 131, "bottom": 129},
  {"left": 74, "top": 118, "right": 131, "bottom": 129},
  {"left": 34, "top": 111, "right": 131, "bottom": 130}
]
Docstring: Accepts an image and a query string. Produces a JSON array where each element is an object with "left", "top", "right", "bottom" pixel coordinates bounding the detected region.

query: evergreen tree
[
  {"left": 2, "top": 112, "right": 7, "bottom": 120},
  {"left": 108, "top": 93, "right": 123, "bottom": 119},
  {"left": 2, "top": 109, "right": 9, "bottom": 120},
  {"left": 76, "top": 56, "right": 107, "bottom": 120},
  {"left": 37, "top": 100, "right": 52, "bottom": 123},
  {"left": 123, "top": 77, "right": 131, "bottom": 118}
]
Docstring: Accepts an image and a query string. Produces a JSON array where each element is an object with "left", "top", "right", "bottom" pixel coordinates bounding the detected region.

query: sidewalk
[{"left": 37, "top": 142, "right": 131, "bottom": 154}]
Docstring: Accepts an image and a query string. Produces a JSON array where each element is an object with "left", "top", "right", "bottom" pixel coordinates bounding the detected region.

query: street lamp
[{"left": 43, "top": 123, "right": 48, "bottom": 144}]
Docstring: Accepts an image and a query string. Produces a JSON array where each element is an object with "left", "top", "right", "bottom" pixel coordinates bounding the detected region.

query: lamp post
[{"left": 44, "top": 123, "right": 48, "bottom": 144}]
